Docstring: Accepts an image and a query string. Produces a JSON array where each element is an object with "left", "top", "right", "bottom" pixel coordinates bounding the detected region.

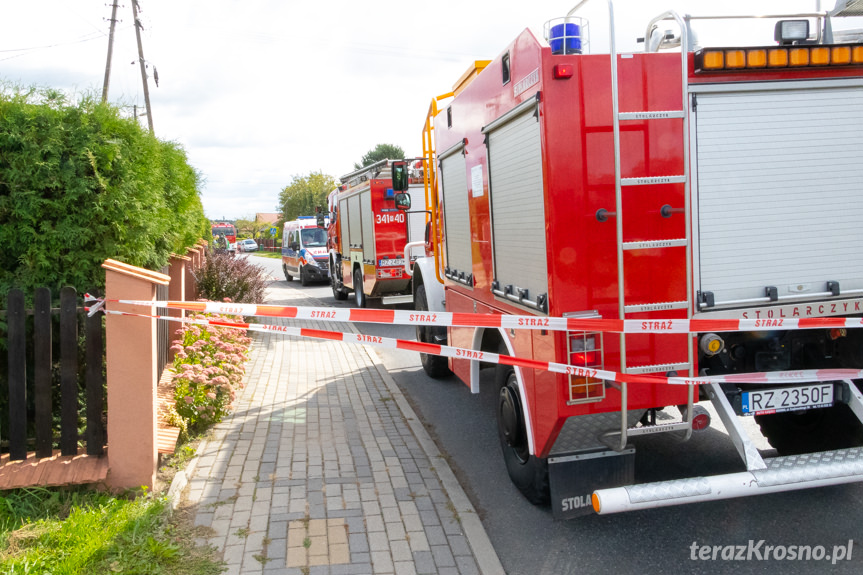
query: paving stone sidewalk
[{"left": 184, "top": 283, "right": 504, "bottom": 575}]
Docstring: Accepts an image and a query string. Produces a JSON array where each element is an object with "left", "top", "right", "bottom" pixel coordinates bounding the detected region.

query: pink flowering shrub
[
  {"left": 170, "top": 312, "right": 252, "bottom": 436},
  {"left": 193, "top": 251, "right": 268, "bottom": 303}
]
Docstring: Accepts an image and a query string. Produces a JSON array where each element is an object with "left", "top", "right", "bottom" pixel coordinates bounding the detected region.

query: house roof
[{"left": 255, "top": 213, "right": 280, "bottom": 224}]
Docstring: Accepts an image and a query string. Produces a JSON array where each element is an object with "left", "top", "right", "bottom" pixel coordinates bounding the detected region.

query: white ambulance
[{"left": 282, "top": 216, "right": 330, "bottom": 286}]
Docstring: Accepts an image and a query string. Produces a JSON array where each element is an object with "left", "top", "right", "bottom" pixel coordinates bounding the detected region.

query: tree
[
  {"left": 278, "top": 171, "right": 337, "bottom": 223},
  {"left": 353, "top": 143, "right": 405, "bottom": 170},
  {"left": 235, "top": 217, "right": 272, "bottom": 240},
  {"left": 0, "top": 82, "right": 208, "bottom": 300}
]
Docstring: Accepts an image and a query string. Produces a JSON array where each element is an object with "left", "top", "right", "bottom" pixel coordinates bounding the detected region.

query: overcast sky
[{"left": 1, "top": 0, "right": 853, "bottom": 220}]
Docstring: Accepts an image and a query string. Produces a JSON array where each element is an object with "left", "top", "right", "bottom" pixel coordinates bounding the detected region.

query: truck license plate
[
  {"left": 379, "top": 258, "right": 405, "bottom": 267},
  {"left": 741, "top": 384, "right": 833, "bottom": 416}
]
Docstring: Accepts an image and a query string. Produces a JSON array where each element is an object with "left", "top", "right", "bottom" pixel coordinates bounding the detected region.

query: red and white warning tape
[
  {"left": 106, "top": 299, "right": 863, "bottom": 334},
  {"left": 92, "top": 306, "right": 863, "bottom": 387}
]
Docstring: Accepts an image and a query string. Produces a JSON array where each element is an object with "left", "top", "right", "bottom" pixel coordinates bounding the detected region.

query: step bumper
[{"left": 592, "top": 447, "right": 863, "bottom": 515}]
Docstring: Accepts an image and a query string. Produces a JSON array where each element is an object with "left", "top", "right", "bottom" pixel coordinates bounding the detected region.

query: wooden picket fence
[{"left": 2, "top": 286, "right": 105, "bottom": 465}]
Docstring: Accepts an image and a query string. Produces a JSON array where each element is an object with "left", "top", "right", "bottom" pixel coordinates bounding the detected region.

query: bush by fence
[
  {"left": 0, "top": 82, "right": 209, "bottom": 304},
  {"left": 193, "top": 251, "right": 269, "bottom": 304}
]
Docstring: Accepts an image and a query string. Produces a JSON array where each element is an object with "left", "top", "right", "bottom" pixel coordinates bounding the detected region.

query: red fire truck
[
  {"left": 327, "top": 159, "right": 427, "bottom": 307},
  {"left": 400, "top": 1, "right": 863, "bottom": 517},
  {"left": 211, "top": 222, "right": 237, "bottom": 244}
]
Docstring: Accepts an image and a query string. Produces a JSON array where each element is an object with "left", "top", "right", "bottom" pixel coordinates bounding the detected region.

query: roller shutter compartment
[
  {"left": 440, "top": 151, "right": 471, "bottom": 279},
  {"left": 695, "top": 85, "right": 863, "bottom": 306},
  {"left": 487, "top": 105, "right": 548, "bottom": 307},
  {"left": 346, "top": 195, "right": 361, "bottom": 253},
  {"left": 361, "top": 190, "right": 375, "bottom": 262}
]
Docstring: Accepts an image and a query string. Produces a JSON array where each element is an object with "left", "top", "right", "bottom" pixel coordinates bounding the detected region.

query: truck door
[
  {"left": 361, "top": 190, "right": 375, "bottom": 266},
  {"left": 485, "top": 101, "right": 548, "bottom": 309},
  {"left": 439, "top": 143, "right": 471, "bottom": 283}
]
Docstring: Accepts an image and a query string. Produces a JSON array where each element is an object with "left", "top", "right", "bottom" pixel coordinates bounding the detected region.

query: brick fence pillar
[
  {"left": 185, "top": 245, "right": 203, "bottom": 302},
  {"left": 167, "top": 253, "right": 191, "bottom": 357},
  {"left": 102, "top": 259, "right": 170, "bottom": 490}
]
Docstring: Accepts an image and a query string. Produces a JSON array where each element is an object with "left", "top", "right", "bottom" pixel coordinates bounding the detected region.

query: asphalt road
[{"left": 248, "top": 253, "right": 863, "bottom": 574}]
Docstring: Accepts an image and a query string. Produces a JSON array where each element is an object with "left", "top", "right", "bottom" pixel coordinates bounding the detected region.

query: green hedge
[{"left": 0, "top": 83, "right": 209, "bottom": 302}]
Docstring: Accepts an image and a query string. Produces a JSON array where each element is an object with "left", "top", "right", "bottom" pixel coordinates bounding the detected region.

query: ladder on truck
[
  {"left": 571, "top": 1, "right": 695, "bottom": 450},
  {"left": 581, "top": 4, "right": 863, "bottom": 514}
]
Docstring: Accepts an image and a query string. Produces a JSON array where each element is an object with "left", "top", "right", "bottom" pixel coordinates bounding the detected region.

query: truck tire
[
  {"left": 330, "top": 259, "right": 348, "bottom": 300},
  {"left": 331, "top": 277, "right": 348, "bottom": 300},
  {"left": 497, "top": 367, "right": 550, "bottom": 505},
  {"left": 283, "top": 264, "right": 292, "bottom": 282},
  {"left": 415, "top": 283, "right": 451, "bottom": 378},
  {"left": 755, "top": 400, "right": 863, "bottom": 455},
  {"left": 353, "top": 267, "right": 367, "bottom": 308},
  {"left": 300, "top": 265, "right": 310, "bottom": 286}
]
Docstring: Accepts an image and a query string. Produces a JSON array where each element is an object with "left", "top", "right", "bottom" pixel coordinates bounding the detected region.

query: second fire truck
[
  {"left": 327, "top": 159, "right": 427, "bottom": 307},
  {"left": 397, "top": 1, "right": 863, "bottom": 517}
]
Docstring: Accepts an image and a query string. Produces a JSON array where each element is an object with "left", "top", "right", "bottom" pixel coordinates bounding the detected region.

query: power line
[
  {"left": 0, "top": 32, "right": 112, "bottom": 62},
  {"left": 59, "top": 1, "right": 114, "bottom": 37}
]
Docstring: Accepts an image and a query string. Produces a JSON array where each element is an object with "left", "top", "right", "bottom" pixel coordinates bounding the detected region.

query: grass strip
[{"left": 0, "top": 487, "right": 223, "bottom": 575}]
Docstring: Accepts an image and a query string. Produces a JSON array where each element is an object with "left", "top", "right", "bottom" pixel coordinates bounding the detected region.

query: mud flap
[{"left": 549, "top": 447, "right": 635, "bottom": 519}]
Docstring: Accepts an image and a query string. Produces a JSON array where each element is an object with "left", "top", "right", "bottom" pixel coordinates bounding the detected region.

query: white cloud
[{"left": 2, "top": 0, "right": 857, "bottom": 219}]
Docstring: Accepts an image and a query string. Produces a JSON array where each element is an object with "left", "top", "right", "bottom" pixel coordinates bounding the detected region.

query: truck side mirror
[
  {"left": 316, "top": 213, "right": 326, "bottom": 228},
  {"left": 394, "top": 192, "right": 411, "bottom": 211},
  {"left": 391, "top": 160, "right": 409, "bottom": 192}
]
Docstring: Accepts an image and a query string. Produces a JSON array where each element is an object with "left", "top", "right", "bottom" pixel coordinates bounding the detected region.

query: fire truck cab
[{"left": 406, "top": 0, "right": 863, "bottom": 517}]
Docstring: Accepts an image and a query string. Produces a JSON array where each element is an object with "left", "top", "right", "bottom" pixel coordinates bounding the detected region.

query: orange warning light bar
[{"left": 695, "top": 44, "right": 863, "bottom": 73}]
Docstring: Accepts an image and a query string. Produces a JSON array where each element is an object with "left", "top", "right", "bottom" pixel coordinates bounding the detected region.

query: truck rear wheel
[
  {"left": 756, "top": 400, "right": 863, "bottom": 455},
  {"left": 497, "top": 368, "right": 549, "bottom": 505},
  {"left": 353, "top": 267, "right": 367, "bottom": 308},
  {"left": 283, "top": 264, "right": 292, "bottom": 282},
  {"left": 415, "top": 284, "right": 451, "bottom": 378}
]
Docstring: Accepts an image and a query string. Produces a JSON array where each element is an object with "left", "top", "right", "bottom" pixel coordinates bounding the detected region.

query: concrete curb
[
  {"left": 166, "top": 469, "right": 187, "bottom": 510},
  {"left": 166, "top": 437, "right": 204, "bottom": 511}
]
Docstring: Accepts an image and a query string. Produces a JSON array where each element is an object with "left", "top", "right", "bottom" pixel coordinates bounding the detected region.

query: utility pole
[
  {"left": 101, "top": 1, "right": 120, "bottom": 103},
  {"left": 132, "top": 0, "right": 154, "bottom": 133}
]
